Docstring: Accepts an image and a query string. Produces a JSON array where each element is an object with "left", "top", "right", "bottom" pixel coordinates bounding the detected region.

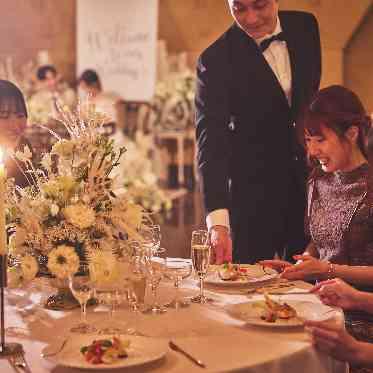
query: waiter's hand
[{"left": 210, "top": 225, "right": 232, "bottom": 264}]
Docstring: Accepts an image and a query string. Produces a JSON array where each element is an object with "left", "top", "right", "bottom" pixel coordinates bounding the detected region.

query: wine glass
[
  {"left": 150, "top": 224, "right": 161, "bottom": 252},
  {"left": 68, "top": 265, "right": 97, "bottom": 334},
  {"left": 95, "top": 285, "right": 127, "bottom": 334},
  {"left": 140, "top": 224, "right": 161, "bottom": 257},
  {"left": 141, "top": 247, "right": 167, "bottom": 314},
  {"left": 190, "top": 230, "right": 212, "bottom": 304},
  {"left": 164, "top": 259, "right": 192, "bottom": 309}
]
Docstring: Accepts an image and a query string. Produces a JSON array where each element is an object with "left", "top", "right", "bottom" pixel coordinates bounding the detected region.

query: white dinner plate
[
  {"left": 205, "top": 265, "right": 278, "bottom": 287},
  {"left": 226, "top": 299, "right": 338, "bottom": 328},
  {"left": 42, "top": 335, "right": 168, "bottom": 370}
]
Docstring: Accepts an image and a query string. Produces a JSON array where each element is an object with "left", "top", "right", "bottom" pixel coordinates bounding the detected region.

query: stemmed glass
[
  {"left": 68, "top": 264, "right": 97, "bottom": 334},
  {"left": 140, "top": 224, "right": 161, "bottom": 256},
  {"left": 190, "top": 230, "right": 212, "bottom": 304},
  {"left": 95, "top": 285, "right": 126, "bottom": 334},
  {"left": 141, "top": 247, "right": 167, "bottom": 314},
  {"left": 165, "top": 259, "right": 192, "bottom": 309}
]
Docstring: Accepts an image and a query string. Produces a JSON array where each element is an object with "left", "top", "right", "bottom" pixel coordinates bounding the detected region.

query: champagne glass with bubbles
[{"left": 191, "top": 230, "right": 212, "bottom": 304}]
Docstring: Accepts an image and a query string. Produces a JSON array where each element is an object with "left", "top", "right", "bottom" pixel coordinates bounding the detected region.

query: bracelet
[{"left": 326, "top": 261, "right": 334, "bottom": 279}]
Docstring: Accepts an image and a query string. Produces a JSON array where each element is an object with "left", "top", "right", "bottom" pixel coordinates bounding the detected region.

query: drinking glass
[
  {"left": 68, "top": 265, "right": 97, "bottom": 334},
  {"left": 95, "top": 283, "right": 129, "bottom": 334},
  {"left": 165, "top": 259, "right": 192, "bottom": 309},
  {"left": 140, "top": 224, "right": 161, "bottom": 257},
  {"left": 141, "top": 247, "right": 167, "bottom": 314},
  {"left": 190, "top": 230, "right": 212, "bottom": 304}
]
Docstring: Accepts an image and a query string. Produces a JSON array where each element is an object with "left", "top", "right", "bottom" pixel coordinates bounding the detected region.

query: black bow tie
[{"left": 259, "top": 32, "right": 286, "bottom": 52}]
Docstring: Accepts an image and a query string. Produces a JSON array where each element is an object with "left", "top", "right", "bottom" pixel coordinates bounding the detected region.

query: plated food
[
  {"left": 218, "top": 263, "right": 242, "bottom": 281},
  {"left": 205, "top": 263, "right": 278, "bottom": 287},
  {"left": 81, "top": 337, "right": 130, "bottom": 365},
  {"left": 258, "top": 294, "right": 297, "bottom": 323},
  {"left": 226, "top": 297, "right": 337, "bottom": 328},
  {"left": 42, "top": 334, "right": 168, "bottom": 370}
]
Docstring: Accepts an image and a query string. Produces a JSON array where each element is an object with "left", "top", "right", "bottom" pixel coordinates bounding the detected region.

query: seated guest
[
  {"left": 28, "top": 64, "right": 76, "bottom": 123},
  {"left": 261, "top": 85, "right": 373, "bottom": 286},
  {"left": 0, "top": 80, "right": 34, "bottom": 187},
  {"left": 77, "top": 69, "right": 125, "bottom": 135},
  {"left": 306, "top": 279, "right": 373, "bottom": 372}
]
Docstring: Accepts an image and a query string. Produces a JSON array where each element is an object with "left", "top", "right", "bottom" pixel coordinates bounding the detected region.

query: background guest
[
  {"left": 78, "top": 69, "right": 125, "bottom": 135},
  {"left": 28, "top": 64, "right": 76, "bottom": 123},
  {"left": 0, "top": 79, "right": 34, "bottom": 187}
]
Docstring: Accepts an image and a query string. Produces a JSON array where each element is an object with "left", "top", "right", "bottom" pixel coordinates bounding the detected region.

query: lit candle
[{"left": 0, "top": 148, "right": 6, "bottom": 256}]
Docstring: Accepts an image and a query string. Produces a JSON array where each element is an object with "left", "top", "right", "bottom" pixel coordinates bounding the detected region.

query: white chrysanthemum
[
  {"left": 63, "top": 204, "right": 95, "bottom": 230},
  {"left": 48, "top": 245, "right": 80, "bottom": 279},
  {"left": 88, "top": 250, "right": 121, "bottom": 287},
  {"left": 20, "top": 255, "right": 39, "bottom": 281}
]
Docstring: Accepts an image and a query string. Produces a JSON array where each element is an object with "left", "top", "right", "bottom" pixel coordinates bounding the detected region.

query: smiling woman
[
  {"left": 0, "top": 80, "right": 34, "bottom": 187},
  {"left": 262, "top": 86, "right": 373, "bottom": 282}
]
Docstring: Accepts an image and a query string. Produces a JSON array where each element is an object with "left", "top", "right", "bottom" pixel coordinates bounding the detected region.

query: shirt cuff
[{"left": 206, "top": 209, "right": 230, "bottom": 231}]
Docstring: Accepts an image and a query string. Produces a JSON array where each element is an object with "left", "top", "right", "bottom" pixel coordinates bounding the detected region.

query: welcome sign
[{"left": 77, "top": 0, "right": 158, "bottom": 101}]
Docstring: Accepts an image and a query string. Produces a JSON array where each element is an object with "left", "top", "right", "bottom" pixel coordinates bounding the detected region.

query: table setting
[
  {"left": 0, "top": 104, "right": 348, "bottom": 372},
  {"left": 0, "top": 242, "right": 348, "bottom": 373}
]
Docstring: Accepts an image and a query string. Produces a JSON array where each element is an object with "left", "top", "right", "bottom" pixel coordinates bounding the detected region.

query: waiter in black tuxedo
[{"left": 195, "top": 0, "right": 321, "bottom": 264}]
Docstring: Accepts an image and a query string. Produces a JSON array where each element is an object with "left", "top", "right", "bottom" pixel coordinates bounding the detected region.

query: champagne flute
[
  {"left": 68, "top": 265, "right": 97, "bottom": 334},
  {"left": 191, "top": 230, "right": 212, "bottom": 304}
]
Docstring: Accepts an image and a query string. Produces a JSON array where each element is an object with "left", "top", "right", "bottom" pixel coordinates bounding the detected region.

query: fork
[
  {"left": 10, "top": 351, "right": 32, "bottom": 373},
  {"left": 40, "top": 337, "right": 69, "bottom": 358}
]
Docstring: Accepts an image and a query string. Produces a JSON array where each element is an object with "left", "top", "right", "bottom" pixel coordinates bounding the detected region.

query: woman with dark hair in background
[
  {"left": 0, "top": 79, "right": 34, "bottom": 188},
  {"left": 77, "top": 69, "right": 125, "bottom": 134}
]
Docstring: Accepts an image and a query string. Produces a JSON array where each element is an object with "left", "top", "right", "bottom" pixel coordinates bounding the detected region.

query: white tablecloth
[{"left": 0, "top": 276, "right": 348, "bottom": 373}]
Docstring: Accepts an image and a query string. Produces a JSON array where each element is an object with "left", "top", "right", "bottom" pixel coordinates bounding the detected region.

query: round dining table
[{"left": 0, "top": 268, "right": 348, "bottom": 373}]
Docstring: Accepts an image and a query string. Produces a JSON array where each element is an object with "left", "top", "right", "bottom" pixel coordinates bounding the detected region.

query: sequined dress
[{"left": 308, "top": 163, "right": 373, "bottom": 372}]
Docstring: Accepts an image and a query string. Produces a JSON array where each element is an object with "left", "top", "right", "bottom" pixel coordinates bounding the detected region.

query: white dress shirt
[{"left": 206, "top": 17, "right": 292, "bottom": 231}]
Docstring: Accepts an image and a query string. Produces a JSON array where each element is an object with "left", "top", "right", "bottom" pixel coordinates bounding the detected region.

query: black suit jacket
[{"left": 195, "top": 11, "right": 321, "bottom": 262}]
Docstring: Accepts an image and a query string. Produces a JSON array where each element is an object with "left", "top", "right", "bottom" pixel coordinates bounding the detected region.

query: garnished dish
[
  {"left": 226, "top": 297, "right": 338, "bottom": 328},
  {"left": 259, "top": 294, "right": 297, "bottom": 323},
  {"left": 80, "top": 337, "right": 130, "bottom": 365},
  {"left": 205, "top": 263, "right": 278, "bottom": 287},
  {"left": 218, "top": 263, "right": 242, "bottom": 281}
]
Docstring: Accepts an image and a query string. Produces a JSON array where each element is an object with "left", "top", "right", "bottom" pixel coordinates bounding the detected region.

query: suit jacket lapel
[
  {"left": 280, "top": 13, "right": 301, "bottom": 118},
  {"left": 229, "top": 25, "right": 290, "bottom": 114}
]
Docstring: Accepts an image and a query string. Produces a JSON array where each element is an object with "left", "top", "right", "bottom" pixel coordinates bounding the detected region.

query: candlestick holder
[{"left": 0, "top": 254, "right": 23, "bottom": 357}]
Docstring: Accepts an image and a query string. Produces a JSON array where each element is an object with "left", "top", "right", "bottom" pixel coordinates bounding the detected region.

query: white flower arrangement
[
  {"left": 6, "top": 100, "right": 147, "bottom": 284},
  {"left": 140, "top": 70, "right": 196, "bottom": 132}
]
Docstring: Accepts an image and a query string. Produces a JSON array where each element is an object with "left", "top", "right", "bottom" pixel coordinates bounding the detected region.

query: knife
[{"left": 169, "top": 341, "right": 206, "bottom": 368}]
